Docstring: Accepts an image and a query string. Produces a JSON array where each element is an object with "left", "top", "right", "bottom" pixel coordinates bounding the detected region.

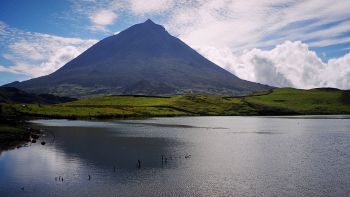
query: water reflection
[{"left": 1, "top": 115, "right": 350, "bottom": 196}]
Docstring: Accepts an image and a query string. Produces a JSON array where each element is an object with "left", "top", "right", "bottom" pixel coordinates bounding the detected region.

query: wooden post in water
[{"left": 50, "top": 130, "right": 55, "bottom": 142}]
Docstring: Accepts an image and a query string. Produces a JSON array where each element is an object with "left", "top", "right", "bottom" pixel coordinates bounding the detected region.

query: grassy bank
[
  {"left": 0, "top": 124, "right": 42, "bottom": 152},
  {"left": 0, "top": 125, "right": 29, "bottom": 143},
  {"left": 1, "top": 88, "right": 350, "bottom": 119}
]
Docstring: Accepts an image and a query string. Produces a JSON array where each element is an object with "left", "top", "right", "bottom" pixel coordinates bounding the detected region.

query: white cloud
[
  {"left": 322, "top": 53, "right": 350, "bottom": 89},
  {"left": 89, "top": 9, "right": 118, "bottom": 26},
  {"left": 69, "top": 0, "right": 350, "bottom": 51},
  {"left": 87, "top": 25, "right": 110, "bottom": 32},
  {"left": 81, "top": 0, "right": 175, "bottom": 32},
  {"left": 194, "top": 41, "right": 350, "bottom": 89},
  {"left": 0, "top": 21, "right": 8, "bottom": 37},
  {"left": 73, "top": 0, "right": 350, "bottom": 50},
  {"left": 5, "top": 32, "right": 97, "bottom": 62},
  {"left": 8, "top": 41, "right": 46, "bottom": 61},
  {"left": 39, "top": 46, "right": 81, "bottom": 76},
  {"left": 0, "top": 26, "right": 98, "bottom": 77},
  {"left": 0, "top": 64, "right": 20, "bottom": 74},
  {"left": 0, "top": 62, "right": 42, "bottom": 77},
  {"left": 128, "top": 0, "right": 175, "bottom": 15},
  {"left": 193, "top": 45, "right": 241, "bottom": 75},
  {"left": 308, "top": 37, "right": 350, "bottom": 47},
  {"left": 162, "top": 0, "right": 350, "bottom": 53}
]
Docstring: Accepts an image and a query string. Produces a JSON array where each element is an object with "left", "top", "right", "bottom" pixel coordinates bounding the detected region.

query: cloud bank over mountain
[
  {"left": 194, "top": 41, "right": 350, "bottom": 89},
  {"left": 1, "top": 0, "right": 350, "bottom": 89},
  {"left": 1, "top": 24, "right": 349, "bottom": 90}
]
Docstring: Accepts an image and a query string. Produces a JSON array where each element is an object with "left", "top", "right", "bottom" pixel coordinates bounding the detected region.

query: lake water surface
[{"left": 1, "top": 116, "right": 350, "bottom": 196}]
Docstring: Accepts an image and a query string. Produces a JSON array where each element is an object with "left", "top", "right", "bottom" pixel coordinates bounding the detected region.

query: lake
[{"left": 1, "top": 116, "right": 350, "bottom": 196}]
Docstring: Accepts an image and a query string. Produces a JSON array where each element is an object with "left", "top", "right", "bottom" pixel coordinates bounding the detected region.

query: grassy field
[
  {"left": 245, "top": 88, "right": 350, "bottom": 115},
  {"left": 1, "top": 88, "right": 350, "bottom": 119},
  {"left": 1, "top": 95, "right": 256, "bottom": 119}
]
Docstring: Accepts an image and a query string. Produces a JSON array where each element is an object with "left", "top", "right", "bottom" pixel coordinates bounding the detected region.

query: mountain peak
[
  {"left": 144, "top": 19, "right": 155, "bottom": 24},
  {"left": 2, "top": 20, "right": 274, "bottom": 98},
  {"left": 139, "top": 19, "right": 165, "bottom": 33}
]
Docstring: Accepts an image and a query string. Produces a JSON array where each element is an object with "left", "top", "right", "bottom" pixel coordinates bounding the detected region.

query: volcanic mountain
[{"left": 3, "top": 19, "right": 273, "bottom": 98}]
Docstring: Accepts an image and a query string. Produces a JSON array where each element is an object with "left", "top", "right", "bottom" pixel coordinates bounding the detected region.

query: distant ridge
[
  {"left": 2, "top": 19, "right": 274, "bottom": 98},
  {"left": 0, "top": 87, "right": 77, "bottom": 104}
]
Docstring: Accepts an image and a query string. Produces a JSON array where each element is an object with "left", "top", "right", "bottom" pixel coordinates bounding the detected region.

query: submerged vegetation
[{"left": 1, "top": 87, "right": 350, "bottom": 120}]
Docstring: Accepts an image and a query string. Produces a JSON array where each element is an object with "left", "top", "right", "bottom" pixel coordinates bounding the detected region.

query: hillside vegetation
[
  {"left": 1, "top": 88, "right": 350, "bottom": 119},
  {"left": 0, "top": 87, "right": 77, "bottom": 104}
]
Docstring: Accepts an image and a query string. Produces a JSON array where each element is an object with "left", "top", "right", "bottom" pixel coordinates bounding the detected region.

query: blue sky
[{"left": 1, "top": 0, "right": 350, "bottom": 89}]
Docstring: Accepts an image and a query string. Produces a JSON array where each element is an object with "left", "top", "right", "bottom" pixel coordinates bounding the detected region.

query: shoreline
[
  {"left": 0, "top": 123, "right": 42, "bottom": 154},
  {"left": 0, "top": 140, "right": 31, "bottom": 154}
]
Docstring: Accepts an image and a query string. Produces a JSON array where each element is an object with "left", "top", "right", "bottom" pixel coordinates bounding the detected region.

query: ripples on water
[{"left": 1, "top": 115, "right": 350, "bottom": 196}]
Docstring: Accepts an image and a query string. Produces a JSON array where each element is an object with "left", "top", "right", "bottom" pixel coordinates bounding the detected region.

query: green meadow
[
  {"left": 1, "top": 88, "right": 350, "bottom": 120},
  {"left": 245, "top": 88, "right": 350, "bottom": 115},
  {"left": 1, "top": 95, "right": 254, "bottom": 119}
]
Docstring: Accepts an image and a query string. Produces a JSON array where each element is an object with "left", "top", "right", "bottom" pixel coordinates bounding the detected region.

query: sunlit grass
[
  {"left": 246, "top": 88, "right": 350, "bottom": 115},
  {"left": 2, "top": 88, "right": 350, "bottom": 119}
]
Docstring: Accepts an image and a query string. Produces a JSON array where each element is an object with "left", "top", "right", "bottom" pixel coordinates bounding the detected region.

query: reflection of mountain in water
[{"left": 39, "top": 122, "right": 175, "bottom": 169}]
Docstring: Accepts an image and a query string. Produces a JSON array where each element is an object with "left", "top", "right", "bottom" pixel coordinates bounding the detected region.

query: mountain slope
[
  {"left": 3, "top": 19, "right": 273, "bottom": 98},
  {"left": 122, "top": 79, "right": 175, "bottom": 95}
]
